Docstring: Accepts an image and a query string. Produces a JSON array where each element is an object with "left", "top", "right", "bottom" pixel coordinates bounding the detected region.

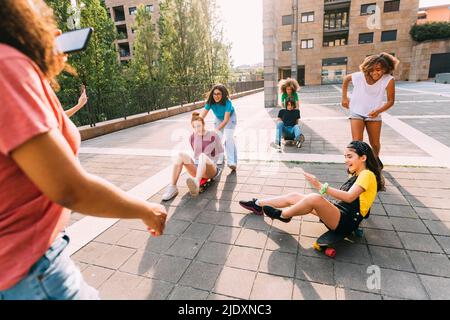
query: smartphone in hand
[{"left": 55, "top": 27, "right": 93, "bottom": 54}]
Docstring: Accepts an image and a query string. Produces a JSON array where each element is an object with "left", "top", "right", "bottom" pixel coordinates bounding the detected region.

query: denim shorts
[
  {"left": 349, "top": 111, "right": 382, "bottom": 122},
  {"left": 0, "top": 233, "right": 99, "bottom": 300}
]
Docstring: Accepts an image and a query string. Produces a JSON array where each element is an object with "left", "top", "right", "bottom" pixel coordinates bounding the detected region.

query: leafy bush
[{"left": 410, "top": 22, "right": 450, "bottom": 42}]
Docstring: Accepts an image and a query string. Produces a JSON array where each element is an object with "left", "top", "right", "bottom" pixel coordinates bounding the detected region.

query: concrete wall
[
  {"left": 78, "top": 88, "right": 264, "bottom": 141},
  {"left": 409, "top": 39, "right": 450, "bottom": 81},
  {"left": 417, "top": 5, "right": 450, "bottom": 24}
]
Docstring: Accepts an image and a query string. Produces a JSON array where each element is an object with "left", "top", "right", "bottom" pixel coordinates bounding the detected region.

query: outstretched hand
[
  {"left": 77, "top": 85, "right": 88, "bottom": 108},
  {"left": 143, "top": 203, "right": 167, "bottom": 237},
  {"left": 304, "top": 172, "right": 321, "bottom": 191}
]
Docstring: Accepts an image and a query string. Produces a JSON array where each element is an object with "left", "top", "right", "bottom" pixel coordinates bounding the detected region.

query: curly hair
[
  {"left": 206, "top": 84, "right": 230, "bottom": 106},
  {"left": 278, "top": 78, "right": 300, "bottom": 94},
  {"left": 0, "top": 0, "right": 65, "bottom": 86},
  {"left": 359, "top": 52, "right": 399, "bottom": 76}
]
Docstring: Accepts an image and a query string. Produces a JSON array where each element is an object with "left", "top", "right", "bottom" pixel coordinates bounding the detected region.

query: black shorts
[{"left": 332, "top": 203, "right": 364, "bottom": 236}]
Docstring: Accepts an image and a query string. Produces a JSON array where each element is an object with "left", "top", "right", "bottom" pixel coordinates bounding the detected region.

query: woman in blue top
[{"left": 200, "top": 84, "right": 237, "bottom": 171}]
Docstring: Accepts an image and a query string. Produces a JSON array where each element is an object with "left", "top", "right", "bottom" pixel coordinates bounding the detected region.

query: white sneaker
[
  {"left": 270, "top": 142, "right": 281, "bottom": 149},
  {"left": 186, "top": 177, "right": 200, "bottom": 196},
  {"left": 296, "top": 134, "right": 305, "bottom": 148},
  {"left": 217, "top": 154, "right": 224, "bottom": 165},
  {"left": 162, "top": 185, "right": 178, "bottom": 201}
]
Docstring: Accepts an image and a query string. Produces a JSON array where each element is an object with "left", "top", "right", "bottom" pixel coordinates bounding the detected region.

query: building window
[
  {"left": 129, "top": 7, "right": 137, "bottom": 15},
  {"left": 323, "top": 35, "right": 347, "bottom": 47},
  {"left": 301, "top": 39, "right": 314, "bottom": 49},
  {"left": 324, "top": 11, "right": 348, "bottom": 31},
  {"left": 361, "top": 3, "right": 377, "bottom": 15},
  {"left": 359, "top": 32, "right": 374, "bottom": 44},
  {"left": 282, "top": 41, "right": 292, "bottom": 51},
  {"left": 321, "top": 57, "right": 347, "bottom": 84},
  {"left": 145, "top": 4, "right": 154, "bottom": 13},
  {"left": 282, "top": 14, "right": 294, "bottom": 25},
  {"left": 301, "top": 12, "right": 314, "bottom": 23},
  {"left": 113, "top": 6, "right": 125, "bottom": 22},
  {"left": 118, "top": 42, "right": 131, "bottom": 57},
  {"left": 116, "top": 24, "right": 128, "bottom": 40},
  {"left": 381, "top": 30, "right": 397, "bottom": 42},
  {"left": 384, "top": 0, "right": 400, "bottom": 12}
]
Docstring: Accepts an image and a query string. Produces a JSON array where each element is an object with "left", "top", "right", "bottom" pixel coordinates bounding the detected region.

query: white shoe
[
  {"left": 270, "top": 142, "right": 281, "bottom": 149},
  {"left": 162, "top": 185, "right": 178, "bottom": 201},
  {"left": 186, "top": 177, "right": 200, "bottom": 196},
  {"left": 296, "top": 134, "right": 305, "bottom": 148},
  {"left": 217, "top": 154, "right": 224, "bottom": 165}
]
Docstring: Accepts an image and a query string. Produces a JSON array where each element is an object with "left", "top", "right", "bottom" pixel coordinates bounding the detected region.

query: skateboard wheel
[
  {"left": 354, "top": 228, "right": 364, "bottom": 238},
  {"left": 325, "top": 248, "right": 336, "bottom": 258},
  {"left": 313, "top": 242, "right": 322, "bottom": 252}
]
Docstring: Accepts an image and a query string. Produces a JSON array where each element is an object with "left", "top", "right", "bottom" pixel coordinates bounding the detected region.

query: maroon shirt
[{"left": 190, "top": 131, "right": 224, "bottom": 163}]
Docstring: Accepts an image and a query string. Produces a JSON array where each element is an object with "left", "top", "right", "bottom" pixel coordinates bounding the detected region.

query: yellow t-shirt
[{"left": 355, "top": 170, "right": 377, "bottom": 217}]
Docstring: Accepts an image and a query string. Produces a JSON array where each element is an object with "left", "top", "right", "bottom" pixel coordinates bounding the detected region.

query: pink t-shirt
[
  {"left": 0, "top": 44, "right": 81, "bottom": 290},
  {"left": 190, "top": 131, "right": 224, "bottom": 163}
]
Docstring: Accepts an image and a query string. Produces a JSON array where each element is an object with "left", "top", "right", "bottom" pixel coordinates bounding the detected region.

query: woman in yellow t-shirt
[{"left": 239, "top": 141, "right": 384, "bottom": 236}]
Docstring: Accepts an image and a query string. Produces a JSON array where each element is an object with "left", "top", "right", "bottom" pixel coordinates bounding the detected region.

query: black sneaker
[
  {"left": 239, "top": 199, "right": 263, "bottom": 216},
  {"left": 262, "top": 206, "right": 292, "bottom": 223}
]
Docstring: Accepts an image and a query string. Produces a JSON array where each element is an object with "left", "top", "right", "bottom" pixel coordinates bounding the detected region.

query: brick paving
[{"left": 71, "top": 82, "right": 450, "bottom": 300}]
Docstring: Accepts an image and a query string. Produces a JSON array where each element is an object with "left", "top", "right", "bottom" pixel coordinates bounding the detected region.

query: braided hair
[{"left": 347, "top": 141, "right": 385, "bottom": 192}]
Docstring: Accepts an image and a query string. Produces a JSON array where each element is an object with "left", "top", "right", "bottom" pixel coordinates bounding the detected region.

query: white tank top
[{"left": 349, "top": 71, "right": 393, "bottom": 117}]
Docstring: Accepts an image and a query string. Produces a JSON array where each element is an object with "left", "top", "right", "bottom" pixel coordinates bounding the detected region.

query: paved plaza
[{"left": 69, "top": 81, "right": 450, "bottom": 300}]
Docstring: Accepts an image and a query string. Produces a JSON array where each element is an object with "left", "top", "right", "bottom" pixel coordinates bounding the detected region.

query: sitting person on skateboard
[
  {"left": 162, "top": 112, "right": 223, "bottom": 201},
  {"left": 271, "top": 98, "right": 305, "bottom": 149},
  {"left": 239, "top": 141, "right": 384, "bottom": 237}
]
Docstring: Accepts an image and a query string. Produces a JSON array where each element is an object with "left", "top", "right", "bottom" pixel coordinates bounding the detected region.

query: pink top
[
  {"left": 0, "top": 44, "right": 80, "bottom": 290},
  {"left": 190, "top": 131, "right": 224, "bottom": 163}
]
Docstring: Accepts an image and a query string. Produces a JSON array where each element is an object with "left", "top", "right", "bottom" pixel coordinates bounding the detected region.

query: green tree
[
  {"left": 129, "top": 4, "right": 160, "bottom": 84},
  {"left": 46, "top": 0, "right": 124, "bottom": 125},
  {"left": 410, "top": 22, "right": 450, "bottom": 42}
]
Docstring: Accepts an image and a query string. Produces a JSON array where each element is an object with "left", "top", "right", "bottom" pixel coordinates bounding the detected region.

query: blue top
[{"left": 205, "top": 100, "right": 235, "bottom": 120}]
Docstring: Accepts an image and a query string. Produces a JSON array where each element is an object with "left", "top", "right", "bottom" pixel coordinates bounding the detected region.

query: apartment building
[
  {"left": 104, "top": 0, "right": 159, "bottom": 62},
  {"left": 263, "top": 0, "right": 420, "bottom": 106},
  {"left": 417, "top": 3, "right": 450, "bottom": 23}
]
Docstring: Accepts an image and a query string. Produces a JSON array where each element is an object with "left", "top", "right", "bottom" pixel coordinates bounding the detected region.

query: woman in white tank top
[{"left": 341, "top": 52, "right": 399, "bottom": 169}]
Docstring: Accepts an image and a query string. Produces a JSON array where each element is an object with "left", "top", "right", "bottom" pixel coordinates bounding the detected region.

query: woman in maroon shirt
[{"left": 162, "top": 112, "right": 224, "bottom": 200}]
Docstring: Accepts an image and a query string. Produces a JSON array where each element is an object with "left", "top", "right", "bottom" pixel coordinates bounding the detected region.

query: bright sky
[
  {"left": 217, "top": 0, "right": 449, "bottom": 67},
  {"left": 216, "top": 0, "right": 263, "bottom": 67}
]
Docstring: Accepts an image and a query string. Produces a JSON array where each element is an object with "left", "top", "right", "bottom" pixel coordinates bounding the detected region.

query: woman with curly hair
[
  {"left": 278, "top": 77, "right": 300, "bottom": 109},
  {"left": 0, "top": 0, "right": 166, "bottom": 300},
  {"left": 341, "top": 52, "right": 400, "bottom": 169}
]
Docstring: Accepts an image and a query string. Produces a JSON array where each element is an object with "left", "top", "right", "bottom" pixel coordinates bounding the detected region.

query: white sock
[{"left": 255, "top": 200, "right": 261, "bottom": 207}]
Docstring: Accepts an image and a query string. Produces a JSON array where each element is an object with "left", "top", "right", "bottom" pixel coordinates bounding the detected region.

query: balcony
[
  {"left": 113, "top": 6, "right": 125, "bottom": 22},
  {"left": 324, "top": 0, "right": 351, "bottom": 10}
]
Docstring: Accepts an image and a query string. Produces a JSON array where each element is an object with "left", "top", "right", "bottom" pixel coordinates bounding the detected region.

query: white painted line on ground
[
  {"left": 79, "top": 147, "right": 173, "bottom": 157},
  {"left": 396, "top": 115, "right": 450, "bottom": 120},
  {"left": 66, "top": 165, "right": 174, "bottom": 256},
  {"left": 79, "top": 147, "right": 441, "bottom": 168},
  {"left": 397, "top": 87, "right": 450, "bottom": 98},
  {"left": 382, "top": 113, "right": 450, "bottom": 168},
  {"left": 304, "top": 100, "right": 450, "bottom": 107}
]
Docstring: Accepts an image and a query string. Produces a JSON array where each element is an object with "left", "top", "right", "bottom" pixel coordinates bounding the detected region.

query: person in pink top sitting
[
  {"left": 0, "top": 0, "right": 166, "bottom": 300},
  {"left": 162, "top": 112, "right": 224, "bottom": 200}
]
